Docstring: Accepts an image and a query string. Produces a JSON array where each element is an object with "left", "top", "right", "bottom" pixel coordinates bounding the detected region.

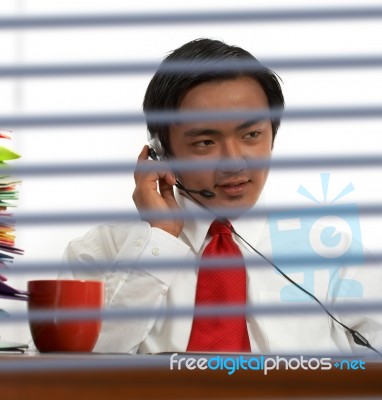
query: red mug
[{"left": 28, "top": 280, "right": 104, "bottom": 352}]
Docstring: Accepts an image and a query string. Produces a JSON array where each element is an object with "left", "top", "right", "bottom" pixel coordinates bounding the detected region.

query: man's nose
[{"left": 220, "top": 140, "right": 246, "bottom": 173}]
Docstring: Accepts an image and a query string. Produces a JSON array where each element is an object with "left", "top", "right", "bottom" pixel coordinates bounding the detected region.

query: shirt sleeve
[{"left": 61, "top": 222, "right": 191, "bottom": 353}]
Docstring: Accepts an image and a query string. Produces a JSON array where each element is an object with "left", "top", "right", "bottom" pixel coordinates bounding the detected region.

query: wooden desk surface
[{"left": 1, "top": 353, "right": 381, "bottom": 399}]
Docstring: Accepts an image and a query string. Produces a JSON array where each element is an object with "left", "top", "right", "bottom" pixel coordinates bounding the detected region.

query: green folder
[{"left": 0, "top": 146, "right": 21, "bottom": 162}]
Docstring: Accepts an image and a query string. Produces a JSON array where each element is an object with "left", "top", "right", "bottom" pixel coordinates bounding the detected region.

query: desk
[{"left": 1, "top": 353, "right": 381, "bottom": 399}]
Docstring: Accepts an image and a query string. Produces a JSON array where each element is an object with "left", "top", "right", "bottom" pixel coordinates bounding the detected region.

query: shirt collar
[{"left": 175, "top": 190, "right": 214, "bottom": 254}]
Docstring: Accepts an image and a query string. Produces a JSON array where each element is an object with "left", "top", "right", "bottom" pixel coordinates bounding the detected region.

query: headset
[{"left": 147, "top": 134, "right": 382, "bottom": 357}]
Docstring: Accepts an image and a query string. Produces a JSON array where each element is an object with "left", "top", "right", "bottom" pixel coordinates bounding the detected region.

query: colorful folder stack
[{"left": 0, "top": 129, "right": 26, "bottom": 300}]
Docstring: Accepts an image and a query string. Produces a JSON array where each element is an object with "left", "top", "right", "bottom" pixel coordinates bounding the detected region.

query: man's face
[{"left": 168, "top": 76, "right": 273, "bottom": 210}]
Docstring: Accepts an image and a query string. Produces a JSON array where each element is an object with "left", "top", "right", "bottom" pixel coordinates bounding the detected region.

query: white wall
[{"left": 1, "top": 0, "right": 381, "bottom": 343}]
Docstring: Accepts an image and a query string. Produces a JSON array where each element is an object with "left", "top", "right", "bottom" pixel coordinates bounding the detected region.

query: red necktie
[{"left": 187, "top": 219, "right": 251, "bottom": 352}]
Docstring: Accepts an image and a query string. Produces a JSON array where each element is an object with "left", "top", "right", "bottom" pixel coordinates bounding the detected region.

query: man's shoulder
[{"left": 68, "top": 221, "right": 151, "bottom": 249}]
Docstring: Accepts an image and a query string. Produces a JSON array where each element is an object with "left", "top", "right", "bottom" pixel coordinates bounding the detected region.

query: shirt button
[
  {"left": 152, "top": 247, "right": 160, "bottom": 256},
  {"left": 134, "top": 239, "right": 143, "bottom": 247}
]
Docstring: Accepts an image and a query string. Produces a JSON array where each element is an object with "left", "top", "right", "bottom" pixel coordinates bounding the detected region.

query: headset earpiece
[
  {"left": 148, "top": 147, "right": 159, "bottom": 161},
  {"left": 148, "top": 134, "right": 164, "bottom": 161}
]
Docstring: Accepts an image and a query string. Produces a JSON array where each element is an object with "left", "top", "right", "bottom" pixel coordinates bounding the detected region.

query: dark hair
[{"left": 143, "top": 38, "right": 284, "bottom": 157}]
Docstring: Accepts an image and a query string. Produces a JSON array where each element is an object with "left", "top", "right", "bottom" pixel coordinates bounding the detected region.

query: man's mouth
[
  {"left": 222, "top": 182, "right": 246, "bottom": 187},
  {"left": 216, "top": 179, "right": 250, "bottom": 196}
]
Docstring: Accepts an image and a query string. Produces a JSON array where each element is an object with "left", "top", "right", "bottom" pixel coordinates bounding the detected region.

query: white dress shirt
[{"left": 62, "top": 192, "right": 382, "bottom": 356}]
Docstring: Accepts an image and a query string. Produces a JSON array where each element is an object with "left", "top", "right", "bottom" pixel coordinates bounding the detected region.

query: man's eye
[
  {"left": 194, "top": 140, "right": 215, "bottom": 147},
  {"left": 244, "top": 131, "right": 261, "bottom": 139}
]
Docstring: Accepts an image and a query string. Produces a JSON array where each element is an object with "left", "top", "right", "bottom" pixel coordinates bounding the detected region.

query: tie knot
[{"left": 209, "top": 219, "right": 233, "bottom": 236}]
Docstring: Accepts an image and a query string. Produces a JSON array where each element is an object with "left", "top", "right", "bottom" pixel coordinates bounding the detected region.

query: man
[{"left": 63, "top": 39, "right": 382, "bottom": 355}]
